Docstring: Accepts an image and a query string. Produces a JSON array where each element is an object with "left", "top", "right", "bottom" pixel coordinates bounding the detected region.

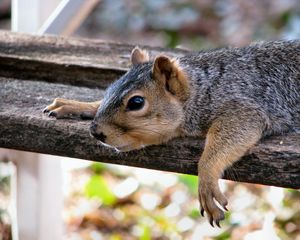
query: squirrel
[{"left": 44, "top": 41, "right": 300, "bottom": 227}]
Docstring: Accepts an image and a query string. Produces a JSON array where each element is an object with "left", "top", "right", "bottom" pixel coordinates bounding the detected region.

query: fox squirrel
[{"left": 44, "top": 41, "right": 300, "bottom": 227}]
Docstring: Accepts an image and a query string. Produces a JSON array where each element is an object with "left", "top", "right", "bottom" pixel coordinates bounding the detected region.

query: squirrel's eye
[{"left": 127, "top": 96, "right": 145, "bottom": 111}]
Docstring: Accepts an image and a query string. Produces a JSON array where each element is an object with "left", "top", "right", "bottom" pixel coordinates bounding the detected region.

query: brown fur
[
  {"left": 198, "top": 108, "right": 264, "bottom": 226},
  {"left": 153, "top": 56, "right": 190, "bottom": 101},
  {"left": 92, "top": 85, "right": 183, "bottom": 151},
  {"left": 43, "top": 98, "right": 101, "bottom": 119},
  {"left": 44, "top": 41, "right": 300, "bottom": 226},
  {"left": 43, "top": 50, "right": 259, "bottom": 227},
  {"left": 131, "top": 47, "right": 150, "bottom": 65}
]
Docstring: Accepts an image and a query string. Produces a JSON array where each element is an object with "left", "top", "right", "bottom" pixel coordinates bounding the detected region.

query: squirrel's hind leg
[
  {"left": 198, "top": 107, "right": 265, "bottom": 227},
  {"left": 43, "top": 98, "right": 101, "bottom": 119}
]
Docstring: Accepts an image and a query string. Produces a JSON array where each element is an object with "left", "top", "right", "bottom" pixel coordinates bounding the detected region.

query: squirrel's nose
[
  {"left": 90, "top": 122, "right": 107, "bottom": 143},
  {"left": 93, "top": 132, "right": 107, "bottom": 143}
]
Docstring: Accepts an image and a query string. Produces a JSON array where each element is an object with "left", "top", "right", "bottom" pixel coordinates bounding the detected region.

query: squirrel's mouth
[
  {"left": 95, "top": 135, "right": 148, "bottom": 152},
  {"left": 114, "top": 146, "right": 131, "bottom": 152},
  {"left": 96, "top": 141, "right": 136, "bottom": 152},
  {"left": 114, "top": 144, "right": 146, "bottom": 152}
]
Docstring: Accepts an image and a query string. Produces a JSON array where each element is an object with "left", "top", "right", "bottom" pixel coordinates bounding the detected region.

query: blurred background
[{"left": 0, "top": 0, "right": 300, "bottom": 239}]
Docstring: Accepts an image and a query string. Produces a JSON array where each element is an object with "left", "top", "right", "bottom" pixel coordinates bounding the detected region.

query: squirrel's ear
[
  {"left": 131, "top": 47, "right": 150, "bottom": 65},
  {"left": 153, "top": 55, "right": 189, "bottom": 101},
  {"left": 153, "top": 55, "right": 173, "bottom": 79}
]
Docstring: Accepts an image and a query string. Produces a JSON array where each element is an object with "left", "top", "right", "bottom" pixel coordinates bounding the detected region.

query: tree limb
[{"left": 0, "top": 31, "right": 299, "bottom": 189}]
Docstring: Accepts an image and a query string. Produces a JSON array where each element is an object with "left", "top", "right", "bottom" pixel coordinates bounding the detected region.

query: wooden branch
[
  {"left": 0, "top": 31, "right": 299, "bottom": 189},
  {"left": 0, "top": 31, "right": 187, "bottom": 88}
]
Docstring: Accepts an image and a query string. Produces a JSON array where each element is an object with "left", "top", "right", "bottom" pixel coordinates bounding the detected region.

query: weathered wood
[
  {"left": 0, "top": 31, "right": 187, "bottom": 88},
  {"left": 0, "top": 31, "right": 299, "bottom": 189}
]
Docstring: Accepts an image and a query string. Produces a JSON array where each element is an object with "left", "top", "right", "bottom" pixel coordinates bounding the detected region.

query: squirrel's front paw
[
  {"left": 198, "top": 179, "right": 228, "bottom": 227},
  {"left": 43, "top": 98, "right": 95, "bottom": 119}
]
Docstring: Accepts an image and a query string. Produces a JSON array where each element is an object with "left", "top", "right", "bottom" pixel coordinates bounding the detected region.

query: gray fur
[
  {"left": 179, "top": 40, "right": 300, "bottom": 137},
  {"left": 89, "top": 40, "right": 300, "bottom": 226},
  {"left": 99, "top": 40, "right": 300, "bottom": 139},
  {"left": 96, "top": 63, "right": 153, "bottom": 119}
]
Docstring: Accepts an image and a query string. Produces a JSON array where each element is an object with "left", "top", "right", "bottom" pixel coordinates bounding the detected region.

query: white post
[
  {"left": 11, "top": 0, "right": 62, "bottom": 32},
  {"left": 37, "top": 155, "right": 64, "bottom": 240},
  {"left": 13, "top": 152, "right": 43, "bottom": 240},
  {"left": 11, "top": 1, "right": 63, "bottom": 240},
  {"left": 10, "top": 1, "right": 99, "bottom": 239}
]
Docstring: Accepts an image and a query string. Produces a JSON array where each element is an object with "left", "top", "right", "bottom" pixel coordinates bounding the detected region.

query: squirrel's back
[{"left": 179, "top": 40, "right": 300, "bottom": 136}]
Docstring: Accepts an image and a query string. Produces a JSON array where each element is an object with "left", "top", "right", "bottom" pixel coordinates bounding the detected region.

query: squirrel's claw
[
  {"left": 199, "top": 180, "right": 227, "bottom": 227},
  {"left": 200, "top": 207, "right": 205, "bottom": 217},
  {"left": 209, "top": 217, "right": 214, "bottom": 227},
  {"left": 43, "top": 107, "right": 50, "bottom": 113},
  {"left": 43, "top": 98, "right": 99, "bottom": 119},
  {"left": 48, "top": 111, "right": 57, "bottom": 118}
]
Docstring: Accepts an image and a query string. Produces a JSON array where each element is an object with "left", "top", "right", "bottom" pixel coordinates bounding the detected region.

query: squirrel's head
[{"left": 90, "top": 47, "right": 190, "bottom": 152}]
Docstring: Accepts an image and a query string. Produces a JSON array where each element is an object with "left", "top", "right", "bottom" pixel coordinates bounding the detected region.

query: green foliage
[
  {"left": 110, "top": 234, "right": 122, "bottom": 240},
  {"left": 281, "top": 11, "right": 292, "bottom": 25},
  {"left": 165, "top": 30, "right": 180, "bottom": 48},
  {"left": 139, "top": 224, "right": 151, "bottom": 240},
  {"left": 188, "top": 208, "right": 200, "bottom": 219},
  {"left": 90, "top": 162, "right": 106, "bottom": 174},
  {"left": 84, "top": 175, "right": 116, "bottom": 206},
  {"left": 0, "top": 176, "right": 10, "bottom": 195},
  {"left": 178, "top": 174, "right": 198, "bottom": 195},
  {"left": 214, "top": 230, "right": 231, "bottom": 240}
]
